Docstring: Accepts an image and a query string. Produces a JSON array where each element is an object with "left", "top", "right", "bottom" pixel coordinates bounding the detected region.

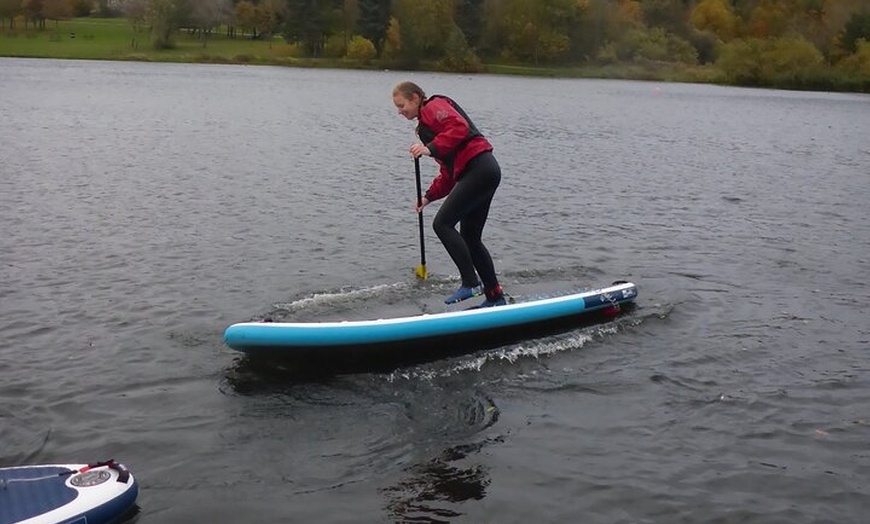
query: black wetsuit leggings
[{"left": 432, "top": 151, "right": 501, "bottom": 291}]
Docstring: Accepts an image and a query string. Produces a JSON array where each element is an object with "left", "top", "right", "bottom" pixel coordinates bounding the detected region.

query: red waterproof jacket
[{"left": 418, "top": 95, "right": 493, "bottom": 202}]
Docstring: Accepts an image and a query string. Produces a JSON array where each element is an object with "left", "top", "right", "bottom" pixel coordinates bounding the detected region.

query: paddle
[{"left": 414, "top": 157, "right": 428, "bottom": 280}]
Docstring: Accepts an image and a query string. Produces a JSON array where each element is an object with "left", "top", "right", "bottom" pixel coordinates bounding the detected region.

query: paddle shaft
[{"left": 414, "top": 157, "right": 427, "bottom": 273}]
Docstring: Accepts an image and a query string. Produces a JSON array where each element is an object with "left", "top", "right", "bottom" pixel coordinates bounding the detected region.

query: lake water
[{"left": 1, "top": 58, "right": 869, "bottom": 523}]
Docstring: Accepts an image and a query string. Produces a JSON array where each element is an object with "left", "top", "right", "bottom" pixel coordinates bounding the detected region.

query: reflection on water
[
  {"left": 383, "top": 455, "right": 491, "bottom": 523},
  {"left": 382, "top": 403, "right": 500, "bottom": 524}
]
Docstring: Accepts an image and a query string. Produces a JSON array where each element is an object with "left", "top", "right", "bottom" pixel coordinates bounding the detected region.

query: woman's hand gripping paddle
[{"left": 414, "top": 157, "right": 428, "bottom": 280}]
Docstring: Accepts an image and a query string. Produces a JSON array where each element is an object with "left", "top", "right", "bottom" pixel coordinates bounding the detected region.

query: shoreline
[{"left": 2, "top": 19, "right": 868, "bottom": 94}]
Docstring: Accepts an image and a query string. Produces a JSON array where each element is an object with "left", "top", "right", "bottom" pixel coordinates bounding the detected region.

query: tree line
[{"left": 3, "top": 0, "right": 869, "bottom": 89}]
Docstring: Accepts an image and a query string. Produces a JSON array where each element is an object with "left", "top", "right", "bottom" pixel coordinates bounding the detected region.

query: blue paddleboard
[
  {"left": 224, "top": 281, "right": 637, "bottom": 359},
  {"left": 0, "top": 460, "right": 138, "bottom": 524}
]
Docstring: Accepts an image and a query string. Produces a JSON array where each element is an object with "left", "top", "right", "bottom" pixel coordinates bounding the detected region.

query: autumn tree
[
  {"left": 745, "top": 0, "right": 790, "bottom": 38},
  {"left": 233, "top": 0, "right": 283, "bottom": 40},
  {"left": 690, "top": 0, "right": 739, "bottom": 42},
  {"left": 234, "top": 1, "right": 257, "bottom": 38},
  {"left": 43, "top": 0, "right": 73, "bottom": 29},
  {"left": 22, "top": 0, "right": 46, "bottom": 29},
  {"left": 391, "top": 0, "right": 455, "bottom": 64},
  {"left": 382, "top": 15, "right": 400, "bottom": 59},
  {"left": 791, "top": 0, "right": 836, "bottom": 56},
  {"left": 258, "top": 0, "right": 286, "bottom": 39}
]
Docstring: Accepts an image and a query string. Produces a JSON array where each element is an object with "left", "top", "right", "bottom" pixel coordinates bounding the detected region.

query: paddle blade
[{"left": 415, "top": 264, "right": 428, "bottom": 280}]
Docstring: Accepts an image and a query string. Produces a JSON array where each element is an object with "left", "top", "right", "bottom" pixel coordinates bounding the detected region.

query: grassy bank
[
  {"left": 0, "top": 18, "right": 306, "bottom": 65},
  {"left": 484, "top": 62, "right": 726, "bottom": 84},
  {"left": 0, "top": 17, "right": 720, "bottom": 81},
  {"left": 1, "top": 17, "right": 864, "bottom": 92}
]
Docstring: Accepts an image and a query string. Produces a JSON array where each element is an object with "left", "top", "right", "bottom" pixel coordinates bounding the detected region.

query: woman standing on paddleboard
[{"left": 392, "top": 81, "right": 506, "bottom": 308}]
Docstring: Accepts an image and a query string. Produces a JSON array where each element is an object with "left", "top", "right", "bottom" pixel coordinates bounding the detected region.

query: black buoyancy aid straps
[{"left": 416, "top": 95, "right": 483, "bottom": 155}]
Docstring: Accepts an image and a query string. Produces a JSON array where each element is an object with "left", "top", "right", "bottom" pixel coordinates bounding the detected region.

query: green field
[{"left": 0, "top": 17, "right": 318, "bottom": 66}]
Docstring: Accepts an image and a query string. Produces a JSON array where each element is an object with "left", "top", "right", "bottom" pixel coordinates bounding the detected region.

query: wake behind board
[
  {"left": 0, "top": 460, "right": 138, "bottom": 524},
  {"left": 224, "top": 281, "right": 637, "bottom": 364}
]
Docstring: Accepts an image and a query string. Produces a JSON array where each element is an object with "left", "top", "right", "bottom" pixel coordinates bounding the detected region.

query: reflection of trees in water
[{"left": 382, "top": 437, "right": 503, "bottom": 524}]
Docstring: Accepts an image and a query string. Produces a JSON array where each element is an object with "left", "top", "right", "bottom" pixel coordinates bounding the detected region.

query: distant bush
[
  {"left": 766, "top": 36, "right": 824, "bottom": 72},
  {"left": 595, "top": 41, "right": 618, "bottom": 65},
  {"left": 687, "top": 29, "right": 721, "bottom": 64},
  {"left": 346, "top": 35, "right": 376, "bottom": 61},
  {"left": 322, "top": 34, "right": 346, "bottom": 59},
  {"left": 717, "top": 35, "right": 824, "bottom": 86},
  {"left": 613, "top": 28, "right": 698, "bottom": 65},
  {"left": 837, "top": 39, "right": 870, "bottom": 77}
]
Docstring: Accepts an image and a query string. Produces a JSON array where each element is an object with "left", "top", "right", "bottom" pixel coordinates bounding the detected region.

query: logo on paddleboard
[{"left": 71, "top": 470, "right": 111, "bottom": 487}]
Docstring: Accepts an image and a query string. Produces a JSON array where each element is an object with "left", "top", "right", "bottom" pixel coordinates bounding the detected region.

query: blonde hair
[{"left": 393, "top": 81, "right": 426, "bottom": 101}]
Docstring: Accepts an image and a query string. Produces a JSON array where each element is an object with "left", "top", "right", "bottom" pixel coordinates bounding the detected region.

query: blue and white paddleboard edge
[{"left": 224, "top": 281, "right": 638, "bottom": 352}]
